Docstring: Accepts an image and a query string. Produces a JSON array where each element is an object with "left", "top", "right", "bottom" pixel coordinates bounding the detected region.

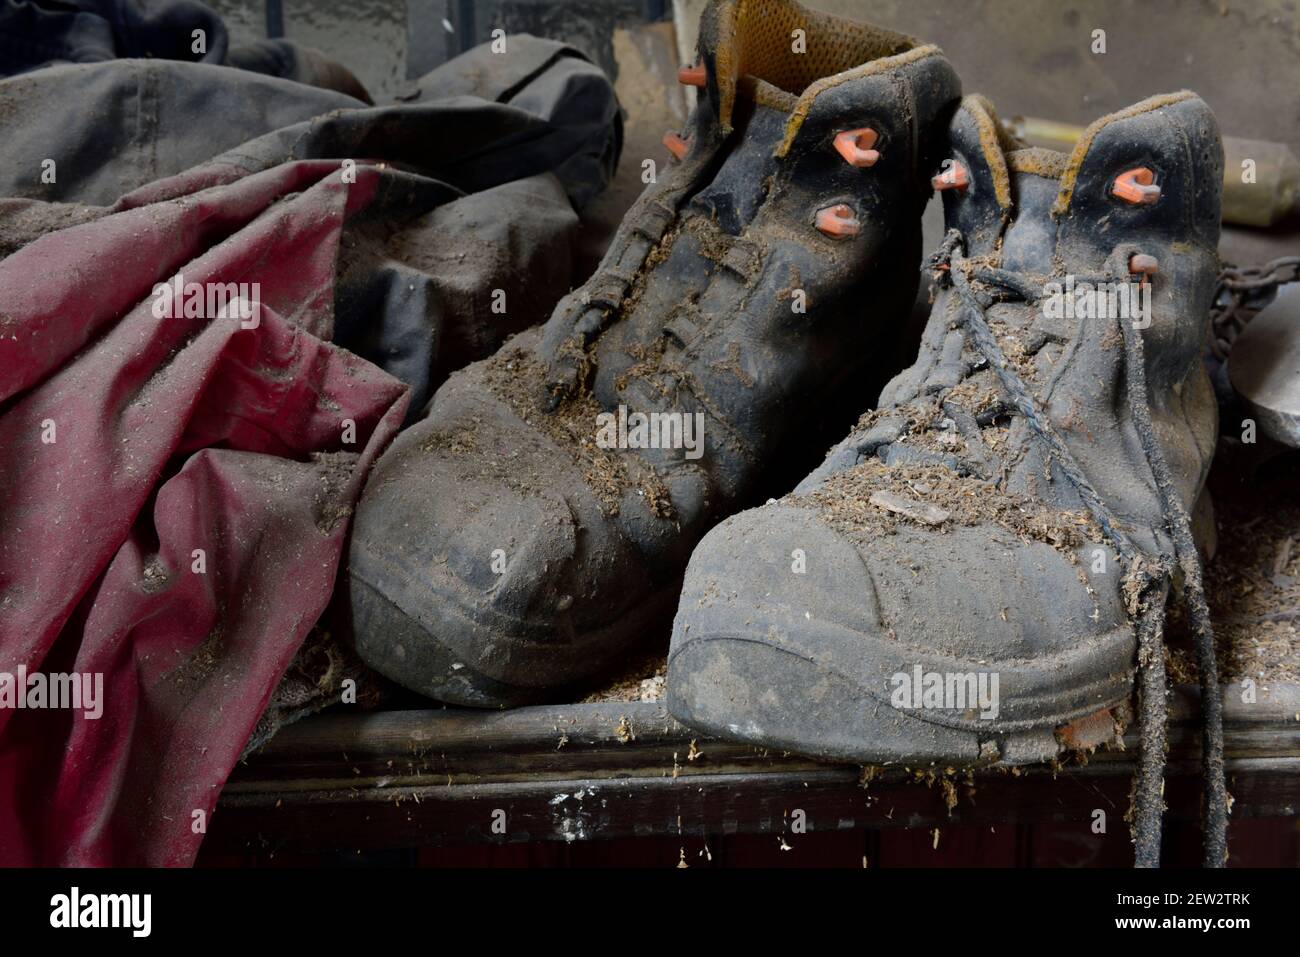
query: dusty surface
[
  {"left": 806, "top": 456, "right": 1103, "bottom": 558},
  {"left": 1166, "top": 446, "right": 1300, "bottom": 685},
  {"left": 477, "top": 341, "right": 675, "bottom": 518}
]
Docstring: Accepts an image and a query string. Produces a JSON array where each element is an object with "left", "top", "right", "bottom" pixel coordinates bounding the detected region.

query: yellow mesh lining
[
  {"left": 1051, "top": 90, "right": 1196, "bottom": 219},
  {"left": 709, "top": 0, "right": 917, "bottom": 134},
  {"left": 776, "top": 45, "right": 941, "bottom": 157}
]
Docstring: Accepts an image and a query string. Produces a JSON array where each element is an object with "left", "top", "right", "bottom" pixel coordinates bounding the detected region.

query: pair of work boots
[{"left": 345, "top": 0, "right": 1227, "bottom": 864}]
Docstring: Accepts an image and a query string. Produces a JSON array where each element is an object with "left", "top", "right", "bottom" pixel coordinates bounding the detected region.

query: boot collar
[
  {"left": 1053, "top": 91, "right": 1200, "bottom": 217},
  {"left": 776, "top": 44, "right": 945, "bottom": 158},
  {"left": 946, "top": 90, "right": 1218, "bottom": 237}
]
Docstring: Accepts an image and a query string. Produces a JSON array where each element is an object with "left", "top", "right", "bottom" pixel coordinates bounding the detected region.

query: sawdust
[
  {"left": 582, "top": 651, "right": 668, "bottom": 703},
  {"left": 139, "top": 554, "right": 172, "bottom": 594},
  {"left": 682, "top": 214, "right": 736, "bottom": 265},
  {"left": 1166, "top": 450, "right": 1300, "bottom": 684},
  {"left": 614, "top": 338, "right": 669, "bottom": 393},
  {"left": 615, "top": 714, "right": 635, "bottom": 743},
  {"left": 985, "top": 315, "right": 1042, "bottom": 384},
  {"left": 481, "top": 344, "right": 674, "bottom": 519},
  {"left": 801, "top": 446, "right": 1101, "bottom": 558},
  {"left": 311, "top": 450, "right": 359, "bottom": 534},
  {"left": 165, "top": 623, "right": 226, "bottom": 692},
  {"left": 943, "top": 369, "right": 1010, "bottom": 422},
  {"left": 419, "top": 425, "right": 478, "bottom": 455},
  {"left": 618, "top": 220, "right": 682, "bottom": 321}
]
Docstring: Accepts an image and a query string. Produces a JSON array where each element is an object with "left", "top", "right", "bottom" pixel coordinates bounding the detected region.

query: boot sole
[
  {"left": 348, "top": 548, "right": 681, "bottom": 708},
  {"left": 667, "top": 623, "right": 1133, "bottom": 766}
]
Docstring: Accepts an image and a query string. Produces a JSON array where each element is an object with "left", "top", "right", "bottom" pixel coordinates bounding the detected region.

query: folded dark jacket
[{"left": 0, "top": 8, "right": 622, "bottom": 865}]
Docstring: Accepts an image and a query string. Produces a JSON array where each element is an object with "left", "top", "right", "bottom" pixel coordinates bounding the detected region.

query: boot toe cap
[
  {"left": 669, "top": 500, "right": 1136, "bottom": 760},
  {"left": 346, "top": 361, "right": 658, "bottom": 705}
]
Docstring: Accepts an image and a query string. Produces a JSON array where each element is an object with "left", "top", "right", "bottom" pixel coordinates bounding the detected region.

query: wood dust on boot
[
  {"left": 478, "top": 345, "right": 674, "bottom": 519},
  {"left": 801, "top": 456, "right": 1102, "bottom": 558}
]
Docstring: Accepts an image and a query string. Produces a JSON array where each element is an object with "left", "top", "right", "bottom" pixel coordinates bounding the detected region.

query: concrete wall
[{"left": 673, "top": 0, "right": 1300, "bottom": 150}]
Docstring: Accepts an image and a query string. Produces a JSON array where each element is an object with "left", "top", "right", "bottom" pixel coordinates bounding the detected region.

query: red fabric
[{"left": 0, "top": 160, "right": 410, "bottom": 865}]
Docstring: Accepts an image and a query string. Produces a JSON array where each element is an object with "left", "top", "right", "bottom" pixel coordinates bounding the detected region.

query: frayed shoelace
[{"left": 929, "top": 229, "right": 1228, "bottom": 868}]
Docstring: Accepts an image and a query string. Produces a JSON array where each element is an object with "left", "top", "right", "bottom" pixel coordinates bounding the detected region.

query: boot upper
[
  {"left": 347, "top": 0, "right": 962, "bottom": 700},
  {"left": 668, "top": 92, "right": 1225, "bottom": 743},
  {"left": 566, "top": 0, "right": 961, "bottom": 524},
  {"left": 868, "top": 93, "right": 1223, "bottom": 557}
]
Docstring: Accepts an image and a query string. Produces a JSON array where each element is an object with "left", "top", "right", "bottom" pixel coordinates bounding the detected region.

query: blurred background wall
[
  {"left": 206, "top": 0, "right": 1298, "bottom": 154},
  {"left": 204, "top": 1, "right": 1298, "bottom": 269}
]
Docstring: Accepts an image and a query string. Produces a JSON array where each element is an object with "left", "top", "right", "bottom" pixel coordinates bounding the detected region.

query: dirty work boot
[
  {"left": 668, "top": 92, "right": 1228, "bottom": 862},
  {"left": 343, "top": 0, "right": 961, "bottom": 707}
]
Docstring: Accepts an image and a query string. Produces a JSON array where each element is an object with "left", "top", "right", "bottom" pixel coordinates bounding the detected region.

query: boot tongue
[
  {"left": 698, "top": 0, "right": 917, "bottom": 134},
  {"left": 1007, "top": 147, "right": 1069, "bottom": 180},
  {"left": 999, "top": 149, "right": 1070, "bottom": 273}
]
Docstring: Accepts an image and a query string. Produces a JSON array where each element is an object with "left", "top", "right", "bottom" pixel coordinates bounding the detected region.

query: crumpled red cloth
[{"left": 0, "top": 159, "right": 410, "bottom": 865}]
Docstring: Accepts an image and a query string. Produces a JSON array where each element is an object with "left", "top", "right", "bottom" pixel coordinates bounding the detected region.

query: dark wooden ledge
[{"left": 209, "top": 682, "right": 1300, "bottom": 853}]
